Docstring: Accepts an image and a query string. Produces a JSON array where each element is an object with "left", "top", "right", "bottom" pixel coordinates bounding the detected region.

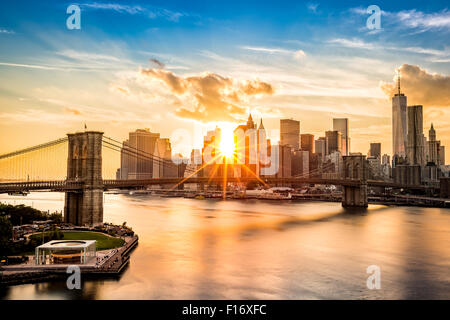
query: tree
[
  {"left": 0, "top": 204, "right": 46, "bottom": 226},
  {"left": 49, "top": 212, "right": 62, "bottom": 223},
  {"left": 0, "top": 215, "right": 13, "bottom": 256}
]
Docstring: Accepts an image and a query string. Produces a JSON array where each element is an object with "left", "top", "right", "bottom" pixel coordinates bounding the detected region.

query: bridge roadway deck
[
  {"left": 0, "top": 178, "right": 430, "bottom": 193},
  {"left": 0, "top": 180, "right": 84, "bottom": 193}
]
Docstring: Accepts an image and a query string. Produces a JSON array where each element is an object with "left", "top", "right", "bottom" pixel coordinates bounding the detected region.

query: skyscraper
[
  {"left": 314, "top": 137, "right": 327, "bottom": 158},
  {"left": 333, "top": 118, "right": 349, "bottom": 155},
  {"left": 122, "top": 128, "right": 160, "bottom": 180},
  {"left": 291, "top": 149, "right": 309, "bottom": 177},
  {"left": 233, "top": 114, "right": 259, "bottom": 178},
  {"left": 428, "top": 123, "right": 439, "bottom": 165},
  {"left": 274, "top": 144, "right": 292, "bottom": 178},
  {"left": 367, "top": 156, "right": 382, "bottom": 179},
  {"left": 257, "top": 118, "right": 270, "bottom": 176},
  {"left": 369, "top": 143, "right": 381, "bottom": 158},
  {"left": 325, "top": 130, "right": 342, "bottom": 155},
  {"left": 280, "top": 119, "right": 300, "bottom": 150},
  {"left": 153, "top": 138, "right": 176, "bottom": 178},
  {"left": 392, "top": 74, "right": 407, "bottom": 157},
  {"left": 300, "top": 134, "right": 314, "bottom": 153},
  {"left": 440, "top": 146, "right": 446, "bottom": 165},
  {"left": 203, "top": 127, "right": 222, "bottom": 178},
  {"left": 406, "top": 105, "right": 425, "bottom": 166},
  {"left": 119, "top": 139, "right": 130, "bottom": 179},
  {"left": 246, "top": 114, "right": 256, "bottom": 130}
]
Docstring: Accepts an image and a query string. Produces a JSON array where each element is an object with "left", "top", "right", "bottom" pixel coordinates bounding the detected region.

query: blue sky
[{"left": 0, "top": 0, "right": 449, "bottom": 159}]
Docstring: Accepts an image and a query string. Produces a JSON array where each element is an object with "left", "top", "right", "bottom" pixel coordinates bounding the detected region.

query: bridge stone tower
[
  {"left": 342, "top": 155, "right": 368, "bottom": 208},
  {"left": 64, "top": 131, "right": 104, "bottom": 226}
]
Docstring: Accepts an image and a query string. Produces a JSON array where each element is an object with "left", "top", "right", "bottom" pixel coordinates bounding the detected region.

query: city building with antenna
[{"left": 392, "top": 71, "right": 407, "bottom": 160}]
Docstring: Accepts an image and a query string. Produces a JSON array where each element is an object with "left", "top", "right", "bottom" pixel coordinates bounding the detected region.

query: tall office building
[
  {"left": 406, "top": 105, "right": 425, "bottom": 166},
  {"left": 202, "top": 127, "right": 222, "bottom": 178},
  {"left": 233, "top": 115, "right": 259, "bottom": 178},
  {"left": 367, "top": 156, "right": 382, "bottom": 179},
  {"left": 118, "top": 139, "right": 131, "bottom": 179},
  {"left": 369, "top": 143, "right": 381, "bottom": 158},
  {"left": 325, "top": 130, "right": 342, "bottom": 155},
  {"left": 246, "top": 113, "right": 257, "bottom": 130},
  {"left": 440, "top": 146, "right": 446, "bottom": 165},
  {"left": 274, "top": 144, "right": 292, "bottom": 178},
  {"left": 423, "top": 135, "right": 430, "bottom": 163},
  {"left": 129, "top": 129, "right": 160, "bottom": 179},
  {"left": 120, "top": 128, "right": 160, "bottom": 180},
  {"left": 153, "top": 138, "right": 177, "bottom": 178},
  {"left": 300, "top": 134, "right": 314, "bottom": 153},
  {"left": 291, "top": 149, "right": 309, "bottom": 177},
  {"left": 280, "top": 119, "right": 300, "bottom": 150},
  {"left": 257, "top": 118, "right": 270, "bottom": 176},
  {"left": 333, "top": 118, "right": 349, "bottom": 155},
  {"left": 315, "top": 137, "right": 327, "bottom": 158},
  {"left": 368, "top": 143, "right": 381, "bottom": 179},
  {"left": 392, "top": 75, "right": 407, "bottom": 157},
  {"left": 428, "top": 123, "right": 439, "bottom": 165}
]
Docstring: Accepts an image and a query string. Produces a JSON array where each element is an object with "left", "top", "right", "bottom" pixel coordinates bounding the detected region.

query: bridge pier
[
  {"left": 64, "top": 131, "right": 104, "bottom": 226},
  {"left": 342, "top": 184, "right": 368, "bottom": 207},
  {"left": 342, "top": 155, "right": 368, "bottom": 208}
]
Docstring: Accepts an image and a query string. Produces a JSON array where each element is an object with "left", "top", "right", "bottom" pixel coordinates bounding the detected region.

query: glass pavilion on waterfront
[{"left": 35, "top": 240, "right": 96, "bottom": 265}]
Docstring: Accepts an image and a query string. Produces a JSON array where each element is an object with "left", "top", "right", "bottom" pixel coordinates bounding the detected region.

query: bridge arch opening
[
  {"left": 353, "top": 163, "right": 360, "bottom": 180},
  {"left": 345, "top": 163, "right": 352, "bottom": 179}
]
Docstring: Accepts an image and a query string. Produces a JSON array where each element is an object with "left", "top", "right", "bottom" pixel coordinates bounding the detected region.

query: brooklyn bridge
[{"left": 0, "top": 131, "right": 440, "bottom": 226}]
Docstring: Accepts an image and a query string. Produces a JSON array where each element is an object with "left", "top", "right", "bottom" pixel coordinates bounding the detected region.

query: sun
[{"left": 219, "top": 126, "right": 235, "bottom": 159}]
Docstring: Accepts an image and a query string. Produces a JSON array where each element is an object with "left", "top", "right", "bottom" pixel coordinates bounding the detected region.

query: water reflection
[{"left": 1, "top": 193, "right": 450, "bottom": 299}]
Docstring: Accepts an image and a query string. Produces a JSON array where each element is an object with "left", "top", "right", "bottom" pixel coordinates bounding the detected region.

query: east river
[{"left": 1, "top": 192, "right": 450, "bottom": 299}]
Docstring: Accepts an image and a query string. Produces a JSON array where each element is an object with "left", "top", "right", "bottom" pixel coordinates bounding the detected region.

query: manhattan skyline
[{"left": 0, "top": 0, "right": 449, "bottom": 160}]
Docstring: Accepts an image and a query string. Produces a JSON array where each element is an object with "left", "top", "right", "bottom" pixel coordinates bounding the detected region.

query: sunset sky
[{"left": 0, "top": 0, "right": 449, "bottom": 160}]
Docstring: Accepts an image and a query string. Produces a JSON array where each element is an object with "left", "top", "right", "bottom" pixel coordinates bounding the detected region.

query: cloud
[
  {"left": 240, "top": 46, "right": 307, "bottom": 59},
  {"left": 81, "top": 2, "right": 185, "bottom": 22},
  {"left": 327, "top": 38, "right": 374, "bottom": 49},
  {"left": 402, "top": 47, "right": 450, "bottom": 56},
  {"left": 350, "top": 7, "right": 450, "bottom": 31},
  {"left": 56, "top": 50, "right": 122, "bottom": 63},
  {"left": 140, "top": 69, "right": 186, "bottom": 94},
  {"left": 81, "top": 3, "right": 145, "bottom": 14},
  {"left": 241, "top": 80, "right": 274, "bottom": 95},
  {"left": 307, "top": 3, "right": 319, "bottom": 14},
  {"left": 396, "top": 9, "right": 450, "bottom": 30},
  {"left": 349, "top": 6, "right": 388, "bottom": 16},
  {"left": 0, "top": 62, "right": 60, "bottom": 70},
  {"left": 380, "top": 64, "right": 450, "bottom": 107},
  {"left": 327, "top": 38, "right": 450, "bottom": 62},
  {"left": 63, "top": 107, "right": 82, "bottom": 115},
  {"left": 0, "top": 28, "right": 14, "bottom": 34},
  {"left": 1, "top": 48, "right": 136, "bottom": 73},
  {"left": 139, "top": 68, "right": 274, "bottom": 122},
  {"left": 110, "top": 85, "right": 131, "bottom": 96},
  {"left": 149, "top": 58, "right": 165, "bottom": 69}
]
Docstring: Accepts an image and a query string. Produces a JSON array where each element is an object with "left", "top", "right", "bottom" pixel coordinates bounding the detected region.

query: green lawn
[{"left": 30, "top": 231, "right": 125, "bottom": 251}]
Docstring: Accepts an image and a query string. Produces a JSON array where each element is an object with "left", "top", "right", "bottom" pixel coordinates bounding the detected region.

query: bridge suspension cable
[
  {"left": 0, "top": 138, "right": 68, "bottom": 182},
  {"left": 0, "top": 137, "right": 68, "bottom": 160},
  {"left": 292, "top": 162, "right": 337, "bottom": 179}
]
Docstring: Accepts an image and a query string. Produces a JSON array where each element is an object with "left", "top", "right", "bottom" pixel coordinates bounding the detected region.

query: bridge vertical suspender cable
[{"left": 0, "top": 137, "right": 69, "bottom": 182}]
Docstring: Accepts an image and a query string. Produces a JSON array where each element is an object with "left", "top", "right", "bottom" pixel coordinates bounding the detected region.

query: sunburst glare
[{"left": 219, "top": 126, "right": 235, "bottom": 159}]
